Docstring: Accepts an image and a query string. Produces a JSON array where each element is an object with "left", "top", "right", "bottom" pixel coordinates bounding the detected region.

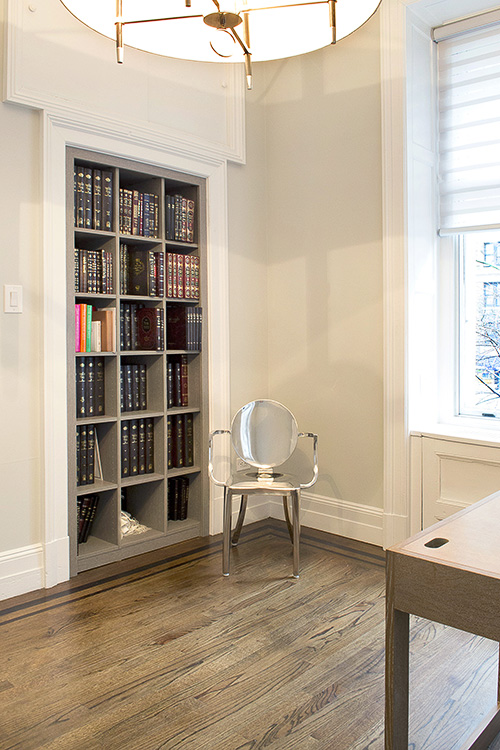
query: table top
[{"left": 389, "top": 490, "right": 500, "bottom": 579}]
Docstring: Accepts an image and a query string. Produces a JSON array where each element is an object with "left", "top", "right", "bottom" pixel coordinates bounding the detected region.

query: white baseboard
[
  {"left": 0, "top": 544, "right": 44, "bottom": 601},
  {"left": 269, "top": 492, "right": 384, "bottom": 547}
]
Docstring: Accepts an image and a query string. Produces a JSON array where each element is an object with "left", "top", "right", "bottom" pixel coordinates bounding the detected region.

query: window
[{"left": 438, "top": 19, "right": 500, "bottom": 422}]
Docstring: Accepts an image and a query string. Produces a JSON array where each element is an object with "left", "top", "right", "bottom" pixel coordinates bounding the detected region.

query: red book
[{"left": 137, "top": 307, "right": 158, "bottom": 350}]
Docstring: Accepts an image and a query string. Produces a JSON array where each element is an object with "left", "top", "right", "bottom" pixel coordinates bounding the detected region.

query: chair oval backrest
[{"left": 231, "top": 400, "right": 298, "bottom": 469}]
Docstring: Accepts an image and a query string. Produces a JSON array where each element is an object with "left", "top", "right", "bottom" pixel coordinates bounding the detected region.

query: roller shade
[{"left": 438, "top": 23, "right": 500, "bottom": 234}]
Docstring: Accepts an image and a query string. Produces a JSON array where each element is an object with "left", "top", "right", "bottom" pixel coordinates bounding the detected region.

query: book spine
[
  {"left": 86, "top": 357, "right": 95, "bottom": 417},
  {"left": 76, "top": 165, "right": 85, "bottom": 228},
  {"left": 95, "top": 358, "right": 105, "bottom": 416},
  {"left": 78, "top": 495, "right": 93, "bottom": 542},
  {"left": 139, "top": 364, "right": 147, "bottom": 410},
  {"left": 76, "top": 426, "right": 81, "bottom": 486},
  {"left": 93, "top": 169, "right": 102, "bottom": 230},
  {"left": 138, "top": 418, "right": 146, "bottom": 474},
  {"left": 146, "top": 417, "right": 154, "bottom": 473},
  {"left": 121, "top": 421, "right": 130, "bottom": 477},
  {"left": 167, "top": 253, "right": 174, "bottom": 298},
  {"left": 177, "top": 254, "right": 183, "bottom": 298},
  {"left": 79, "top": 424, "right": 87, "bottom": 486},
  {"left": 82, "top": 495, "right": 99, "bottom": 543},
  {"left": 80, "top": 304, "right": 87, "bottom": 352},
  {"left": 76, "top": 357, "right": 86, "bottom": 418},
  {"left": 86, "top": 304, "right": 92, "bottom": 352},
  {"left": 174, "top": 359, "right": 182, "bottom": 408},
  {"left": 129, "top": 419, "right": 139, "bottom": 475},
  {"left": 167, "top": 416, "right": 173, "bottom": 470},
  {"left": 157, "top": 252, "right": 165, "bottom": 297},
  {"left": 102, "top": 170, "right": 113, "bottom": 231},
  {"left": 180, "top": 355, "right": 189, "bottom": 406},
  {"left": 186, "top": 199, "right": 195, "bottom": 243},
  {"left": 84, "top": 167, "right": 93, "bottom": 229},
  {"left": 74, "top": 248, "right": 80, "bottom": 293},
  {"left": 75, "top": 305, "right": 81, "bottom": 353},
  {"left": 167, "top": 360, "right": 174, "bottom": 409},
  {"left": 86, "top": 424, "right": 95, "bottom": 484},
  {"left": 184, "top": 413, "right": 194, "bottom": 467},
  {"left": 125, "top": 363, "right": 133, "bottom": 412},
  {"left": 174, "top": 414, "right": 184, "bottom": 468},
  {"left": 180, "top": 476, "right": 189, "bottom": 520},
  {"left": 192, "top": 256, "right": 200, "bottom": 300},
  {"left": 132, "top": 364, "right": 140, "bottom": 411}
]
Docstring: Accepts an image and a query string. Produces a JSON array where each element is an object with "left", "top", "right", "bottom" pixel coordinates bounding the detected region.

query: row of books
[
  {"left": 167, "top": 413, "right": 194, "bottom": 469},
  {"left": 121, "top": 363, "right": 147, "bottom": 412},
  {"left": 77, "top": 494, "right": 99, "bottom": 544},
  {"left": 166, "top": 194, "right": 195, "bottom": 243},
  {"left": 77, "top": 424, "right": 100, "bottom": 486},
  {"left": 121, "top": 418, "right": 155, "bottom": 477},
  {"left": 120, "top": 245, "right": 165, "bottom": 297},
  {"left": 74, "top": 166, "right": 113, "bottom": 231},
  {"left": 76, "top": 357, "right": 105, "bottom": 419},
  {"left": 74, "top": 248, "right": 114, "bottom": 294},
  {"left": 120, "top": 304, "right": 165, "bottom": 351},
  {"left": 168, "top": 477, "right": 189, "bottom": 521},
  {"left": 75, "top": 305, "right": 116, "bottom": 353},
  {"left": 167, "top": 253, "right": 200, "bottom": 300},
  {"left": 167, "top": 306, "right": 202, "bottom": 351},
  {"left": 119, "top": 188, "right": 159, "bottom": 238},
  {"left": 167, "top": 355, "right": 188, "bottom": 408}
]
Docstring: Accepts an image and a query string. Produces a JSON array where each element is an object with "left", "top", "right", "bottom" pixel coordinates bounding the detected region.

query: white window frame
[{"left": 381, "top": 0, "right": 500, "bottom": 547}]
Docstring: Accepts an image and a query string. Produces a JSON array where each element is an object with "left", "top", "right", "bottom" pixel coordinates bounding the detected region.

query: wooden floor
[{"left": 1, "top": 520, "right": 499, "bottom": 750}]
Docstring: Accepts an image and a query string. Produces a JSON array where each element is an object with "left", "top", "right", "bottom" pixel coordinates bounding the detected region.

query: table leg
[{"left": 385, "top": 556, "right": 410, "bottom": 749}]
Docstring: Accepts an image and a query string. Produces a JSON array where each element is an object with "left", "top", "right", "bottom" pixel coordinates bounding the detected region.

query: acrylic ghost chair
[{"left": 208, "top": 399, "right": 318, "bottom": 578}]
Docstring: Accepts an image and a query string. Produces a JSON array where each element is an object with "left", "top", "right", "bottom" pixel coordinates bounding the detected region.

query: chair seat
[{"left": 227, "top": 470, "right": 301, "bottom": 493}]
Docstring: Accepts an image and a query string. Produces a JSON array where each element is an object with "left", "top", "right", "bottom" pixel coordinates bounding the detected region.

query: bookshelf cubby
[{"left": 67, "top": 148, "right": 208, "bottom": 575}]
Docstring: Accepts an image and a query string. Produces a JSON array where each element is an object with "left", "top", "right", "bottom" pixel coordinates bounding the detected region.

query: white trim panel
[{"left": 0, "top": 544, "right": 44, "bottom": 600}]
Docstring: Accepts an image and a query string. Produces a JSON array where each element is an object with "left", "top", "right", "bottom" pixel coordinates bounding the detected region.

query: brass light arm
[
  {"left": 230, "top": 26, "right": 253, "bottom": 90},
  {"left": 329, "top": 0, "right": 337, "bottom": 44}
]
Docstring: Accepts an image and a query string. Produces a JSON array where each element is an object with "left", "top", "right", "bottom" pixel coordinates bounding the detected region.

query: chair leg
[
  {"left": 283, "top": 495, "right": 293, "bottom": 542},
  {"left": 291, "top": 489, "right": 300, "bottom": 579},
  {"left": 223, "top": 487, "right": 232, "bottom": 576},
  {"left": 232, "top": 495, "right": 247, "bottom": 546}
]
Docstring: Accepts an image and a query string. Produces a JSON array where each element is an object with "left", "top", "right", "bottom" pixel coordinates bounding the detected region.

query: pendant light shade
[{"left": 60, "top": 0, "right": 381, "bottom": 88}]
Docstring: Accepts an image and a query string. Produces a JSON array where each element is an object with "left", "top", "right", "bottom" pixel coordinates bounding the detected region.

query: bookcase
[{"left": 67, "top": 148, "right": 208, "bottom": 575}]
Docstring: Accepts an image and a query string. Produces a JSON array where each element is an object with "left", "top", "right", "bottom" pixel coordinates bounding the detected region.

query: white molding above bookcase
[
  {"left": 41, "top": 110, "right": 231, "bottom": 587},
  {"left": 4, "top": 0, "right": 246, "bottom": 164}
]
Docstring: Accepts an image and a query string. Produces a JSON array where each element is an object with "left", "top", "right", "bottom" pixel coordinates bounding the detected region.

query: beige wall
[
  {"left": 261, "top": 16, "right": 384, "bottom": 508},
  {"left": 0, "top": 99, "right": 43, "bottom": 551}
]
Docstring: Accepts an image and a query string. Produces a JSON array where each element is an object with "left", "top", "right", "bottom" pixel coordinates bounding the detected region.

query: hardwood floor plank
[{"left": 0, "top": 521, "right": 498, "bottom": 750}]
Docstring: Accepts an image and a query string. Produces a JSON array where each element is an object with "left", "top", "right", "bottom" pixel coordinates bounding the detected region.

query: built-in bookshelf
[{"left": 67, "top": 149, "right": 208, "bottom": 575}]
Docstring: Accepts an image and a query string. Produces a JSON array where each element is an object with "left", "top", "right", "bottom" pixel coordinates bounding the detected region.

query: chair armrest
[
  {"left": 298, "top": 432, "right": 319, "bottom": 489},
  {"left": 208, "top": 429, "right": 231, "bottom": 487}
]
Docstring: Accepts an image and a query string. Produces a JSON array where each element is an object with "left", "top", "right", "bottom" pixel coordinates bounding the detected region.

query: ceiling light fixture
[{"left": 60, "top": 0, "right": 382, "bottom": 90}]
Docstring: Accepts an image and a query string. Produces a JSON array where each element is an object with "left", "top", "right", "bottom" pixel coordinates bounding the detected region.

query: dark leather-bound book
[
  {"left": 76, "top": 165, "right": 85, "bottom": 228},
  {"left": 93, "top": 169, "right": 102, "bottom": 230},
  {"left": 76, "top": 426, "right": 81, "bottom": 486},
  {"left": 130, "top": 303, "right": 138, "bottom": 350},
  {"left": 102, "top": 171, "right": 113, "bottom": 231},
  {"left": 156, "top": 252, "right": 164, "bottom": 297},
  {"left": 120, "top": 365, "right": 125, "bottom": 412},
  {"left": 79, "top": 424, "right": 87, "bottom": 486},
  {"left": 157, "top": 308, "right": 164, "bottom": 351},
  {"left": 146, "top": 418, "right": 154, "bottom": 473},
  {"left": 82, "top": 495, "right": 99, "bottom": 543},
  {"left": 76, "top": 357, "right": 86, "bottom": 418},
  {"left": 129, "top": 419, "right": 139, "bottom": 475},
  {"left": 167, "top": 361, "right": 174, "bottom": 409},
  {"left": 78, "top": 495, "right": 93, "bottom": 543},
  {"left": 180, "top": 355, "right": 188, "bottom": 406},
  {"left": 167, "top": 305, "right": 188, "bottom": 350},
  {"left": 137, "top": 307, "right": 158, "bottom": 351},
  {"left": 86, "top": 358, "right": 95, "bottom": 417},
  {"left": 174, "top": 414, "right": 184, "bottom": 468},
  {"left": 131, "top": 364, "right": 140, "bottom": 411},
  {"left": 174, "top": 359, "right": 182, "bottom": 407},
  {"left": 95, "top": 358, "right": 105, "bottom": 416},
  {"left": 148, "top": 251, "right": 157, "bottom": 296},
  {"left": 83, "top": 167, "right": 93, "bottom": 229},
  {"left": 121, "top": 421, "right": 130, "bottom": 477},
  {"left": 180, "top": 476, "right": 189, "bottom": 520},
  {"left": 168, "top": 477, "right": 178, "bottom": 520},
  {"left": 184, "top": 413, "right": 194, "bottom": 467},
  {"left": 74, "top": 248, "right": 80, "bottom": 293},
  {"left": 124, "top": 364, "right": 133, "bottom": 412},
  {"left": 186, "top": 199, "right": 195, "bottom": 243},
  {"left": 86, "top": 424, "right": 95, "bottom": 484},
  {"left": 167, "top": 416, "right": 173, "bottom": 470},
  {"left": 128, "top": 249, "right": 148, "bottom": 296},
  {"left": 139, "top": 365, "right": 147, "bottom": 410},
  {"left": 123, "top": 303, "right": 132, "bottom": 351},
  {"left": 138, "top": 419, "right": 146, "bottom": 474}
]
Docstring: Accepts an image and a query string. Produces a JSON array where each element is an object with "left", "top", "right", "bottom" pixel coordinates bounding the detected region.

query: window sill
[{"left": 411, "top": 421, "right": 500, "bottom": 448}]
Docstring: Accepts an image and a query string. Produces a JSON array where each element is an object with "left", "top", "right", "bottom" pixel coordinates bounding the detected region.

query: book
[
  {"left": 93, "top": 170, "right": 102, "bottom": 230},
  {"left": 92, "top": 307, "right": 116, "bottom": 352},
  {"left": 146, "top": 418, "right": 154, "bottom": 473},
  {"left": 167, "top": 306, "right": 202, "bottom": 351},
  {"left": 137, "top": 307, "right": 159, "bottom": 351},
  {"left": 121, "top": 421, "right": 130, "bottom": 477},
  {"left": 102, "top": 171, "right": 113, "bottom": 231},
  {"left": 129, "top": 419, "right": 139, "bottom": 475}
]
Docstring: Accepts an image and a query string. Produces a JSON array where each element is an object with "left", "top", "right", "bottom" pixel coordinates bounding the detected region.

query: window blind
[{"left": 438, "top": 22, "right": 500, "bottom": 234}]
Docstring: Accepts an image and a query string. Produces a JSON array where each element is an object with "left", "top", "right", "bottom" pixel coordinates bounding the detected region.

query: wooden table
[{"left": 385, "top": 491, "right": 500, "bottom": 749}]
